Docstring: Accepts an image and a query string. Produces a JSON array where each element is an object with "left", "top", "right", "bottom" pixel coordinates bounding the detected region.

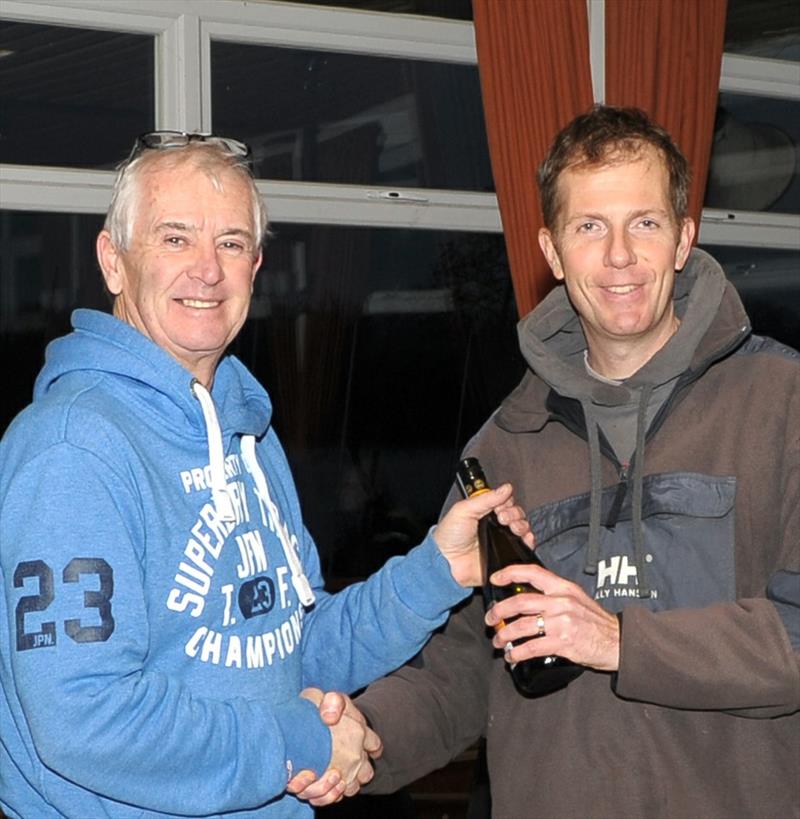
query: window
[
  {"left": 0, "top": 210, "right": 106, "bottom": 429},
  {"left": 0, "top": 21, "right": 155, "bottom": 168},
  {"left": 211, "top": 41, "right": 492, "bottom": 190}
]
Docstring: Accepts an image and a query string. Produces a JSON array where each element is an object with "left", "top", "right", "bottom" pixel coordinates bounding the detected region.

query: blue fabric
[{"left": 0, "top": 309, "right": 468, "bottom": 819}]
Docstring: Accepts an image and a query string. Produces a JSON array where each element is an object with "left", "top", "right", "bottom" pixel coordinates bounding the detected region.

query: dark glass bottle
[{"left": 456, "top": 457, "right": 584, "bottom": 697}]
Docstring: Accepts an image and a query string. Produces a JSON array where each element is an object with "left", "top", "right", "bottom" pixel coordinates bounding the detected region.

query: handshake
[
  {"left": 285, "top": 483, "right": 535, "bottom": 806},
  {"left": 287, "top": 688, "right": 380, "bottom": 807}
]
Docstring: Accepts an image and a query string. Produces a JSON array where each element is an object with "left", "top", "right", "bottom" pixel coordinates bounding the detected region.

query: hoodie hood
[
  {"left": 34, "top": 309, "right": 279, "bottom": 535},
  {"left": 516, "top": 247, "right": 738, "bottom": 405},
  {"left": 501, "top": 249, "right": 750, "bottom": 595},
  {"left": 35, "top": 309, "right": 272, "bottom": 441}
]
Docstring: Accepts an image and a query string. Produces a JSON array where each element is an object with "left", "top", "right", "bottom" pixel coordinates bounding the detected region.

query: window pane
[
  {"left": 725, "top": 0, "right": 800, "bottom": 60},
  {"left": 0, "top": 22, "right": 155, "bottom": 168},
  {"left": 0, "top": 211, "right": 108, "bottom": 430},
  {"left": 211, "top": 42, "right": 493, "bottom": 191},
  {"left": 280, "top": 0, "right": 473, "bottom": 20},
  {"left": 700, "top": 244, "right": 800, "bottom": 349},
  {"left": 705, "top": 93, "right": 800, "bottom": 214},
  {"left": 235, "top": 224, "right": 521, "bottom": 577}
]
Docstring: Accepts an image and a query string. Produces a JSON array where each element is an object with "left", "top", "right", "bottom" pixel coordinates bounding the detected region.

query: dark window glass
[
  {"left": 0, "top": 211, "right": 107, "bottom": 430},
  {"left": 0, "top": 214, "right": 522, "bottom": 582},
  {"left": 0, "top": 22, "right": 154, "bottom": 168},
  {"left": 235, "top": 224, "right": 521, "bottom": 578},
  {"left": 280, "top": 0, "right": 473, "bottom": 19},
  {"left": 724, "top": 0, "right": 800, "bottom": 60},
  {"left": 706, "top": 93, "right": 800, "bottom": 215},
  {"left": 211, "top": 42, "right": 493, "bottom": 191},
  {"left": 700, "top": 244, "right": 800, "bottom": 349}
]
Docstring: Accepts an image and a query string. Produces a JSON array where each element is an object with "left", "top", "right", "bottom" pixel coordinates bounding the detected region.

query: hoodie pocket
[{"left": 531, "top": 472, "right": 736, "bottom": 613}]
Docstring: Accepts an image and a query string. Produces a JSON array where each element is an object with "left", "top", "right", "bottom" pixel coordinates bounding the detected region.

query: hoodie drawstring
[
  {"left": 581, "top": 387, "right": 652, "bottom": 598},
  {"left": 581, "top": 398, "right": 604, "bottom": 577},
  {"left": 630, "top": 385, "right": 652, "bottom": 598},
  {"left": 191, "top": 380, "right": 236, "bottom": 522},
  {"left": 191, "top": 380, "right": 315, "bottom": 608},
  {"left": 240, "top": 436, "right": 315, "bottom": 608}
]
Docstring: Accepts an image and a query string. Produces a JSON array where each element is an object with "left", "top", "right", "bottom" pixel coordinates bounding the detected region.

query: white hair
[{"left": 104, "top": 141, "right": 268, "bottom": 254}]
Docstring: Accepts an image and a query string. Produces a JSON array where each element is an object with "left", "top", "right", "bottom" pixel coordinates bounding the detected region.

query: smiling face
[
  {"left": 538, "top": 145, "right": 695, "bottom": 378},
  {"left": 97, "top": 153, "right": 262, "bottom": 386}
]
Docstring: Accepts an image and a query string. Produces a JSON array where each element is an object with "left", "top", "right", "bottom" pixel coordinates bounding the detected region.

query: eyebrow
[
  {"left": 565, "top": 207, "right": 672, "bottom": 224},
  {"left": 155, "top": 221, "right": 254, "bottom": 241}
]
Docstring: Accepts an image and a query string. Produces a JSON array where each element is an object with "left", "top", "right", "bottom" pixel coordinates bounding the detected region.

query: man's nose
[
  {"left": 604, "top": 228, "right": 637, "bottom": 269},
  {"left": 188, "top": 242, "right": 225, "bottom": 285}
]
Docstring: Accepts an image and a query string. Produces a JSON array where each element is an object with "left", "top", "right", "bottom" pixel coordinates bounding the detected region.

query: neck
[{"left": 586, "top": 314, "right": 681, "bottom": 380}]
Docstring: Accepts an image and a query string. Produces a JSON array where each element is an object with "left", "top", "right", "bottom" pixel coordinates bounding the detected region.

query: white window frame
[
  {"left": 0, "top": 0, "right": 500, "bottom": 232},
  {"left": 0, "top": 0, "right": 798, "bottom": 248}
]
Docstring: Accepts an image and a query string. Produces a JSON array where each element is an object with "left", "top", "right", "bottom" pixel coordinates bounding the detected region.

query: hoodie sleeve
[
  {"left": 1, "top": 443, "right": 332, "bottom": 815},
  {"left": 297, "top": 522, "right": 473, "bottom": 694},
  {"left": 252, "top": 430, "right": 473, "bottom": 696}
]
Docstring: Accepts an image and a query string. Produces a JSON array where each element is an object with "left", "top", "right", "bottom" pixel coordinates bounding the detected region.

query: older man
[
  {"left": 310, "top": 106, "right": 800, "bottom": 818},
  {"left": 0, "top": 132, "right": 532, "bottom": 819}
]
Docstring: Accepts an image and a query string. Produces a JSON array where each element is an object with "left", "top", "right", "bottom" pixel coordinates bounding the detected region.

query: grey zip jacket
[{"left": 358, "top": 249, "right": 800, "bottom": 819}]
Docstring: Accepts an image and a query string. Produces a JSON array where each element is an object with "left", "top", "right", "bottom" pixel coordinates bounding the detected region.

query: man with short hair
[
  {"left": 0, "top": 132, "right": 532, "bottom": 819},
  {"left": 311, "top": 105, "right": 800, "bottom": 818}
]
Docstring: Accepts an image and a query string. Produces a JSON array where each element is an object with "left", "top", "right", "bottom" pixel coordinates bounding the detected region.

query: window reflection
[
  {"left": 725, "top": 0, "right": 800, "bottom": 61},
  {"left": 706, "top": 94, "right": 800, "bottom": 215},
  {"left": 211, "top": 42, "right": 493, "bottom": 191},
  {"left": 0, "top": 22, "right": 154, "bottom": 168}
]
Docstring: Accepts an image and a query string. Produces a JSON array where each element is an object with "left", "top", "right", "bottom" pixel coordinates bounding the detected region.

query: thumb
[
  {"left": 463, "top": 483, "right": 513, "bottom": 517},
  {"left": 318, "top": 691, "right": 347, "bottom": 725}
]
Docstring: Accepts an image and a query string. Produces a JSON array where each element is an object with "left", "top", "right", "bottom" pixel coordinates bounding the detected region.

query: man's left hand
[{"left": 485, "top": 563, "right": 620, "bottom": 672}]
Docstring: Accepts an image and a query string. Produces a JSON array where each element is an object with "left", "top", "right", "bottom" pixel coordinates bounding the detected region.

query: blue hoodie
[{"left": 0, "top": 309, "right": 470, "bottom": 819}]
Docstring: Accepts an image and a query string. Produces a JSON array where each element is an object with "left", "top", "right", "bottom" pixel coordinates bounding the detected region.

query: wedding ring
[{"left": 535, "top": 613, "right": 546, "bottom": 637}]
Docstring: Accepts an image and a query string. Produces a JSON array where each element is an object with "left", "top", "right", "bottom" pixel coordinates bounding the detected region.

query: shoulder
[
  {"left": 734, "top": 334, "right": 800, "bottom": 364},
  {"left": 1, "top": 373, "right": 137, "bottom": 478}
]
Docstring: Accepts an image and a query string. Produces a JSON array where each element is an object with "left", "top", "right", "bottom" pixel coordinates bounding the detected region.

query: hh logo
[{"left": 596, "top": 555, "right": 638, "bottom": 588}]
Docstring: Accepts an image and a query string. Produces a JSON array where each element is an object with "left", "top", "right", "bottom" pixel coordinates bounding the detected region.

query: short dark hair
[{"left": 537, "top": 105, "right": 691, "bottom": 230}]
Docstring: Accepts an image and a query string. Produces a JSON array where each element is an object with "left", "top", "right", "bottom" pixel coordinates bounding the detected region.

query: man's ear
[
  {"left": 249, "top": 249, "right": 263, "bottom": 290},
  {"left": 97, "top": 230, "right": 124, "bottom": 296},
  {"left": 538, "top": 228, "right": 564, "bottom": 281},
  {"left": 675, "top": 217, "right": 695, "bottom": 270}
]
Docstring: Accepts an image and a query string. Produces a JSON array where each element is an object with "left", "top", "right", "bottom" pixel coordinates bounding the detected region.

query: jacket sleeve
[
  {"left": 614, "top": 597, "right": 800, "bottom": 717},
  {"left": 2, "top": 444, "right": 331, "bottom": 815},
  {"left": 356, "top": 592, "right": 491, "bottom": 794},
  {"left": 614, "top": 411, "right": 800, "bottom": 718}
]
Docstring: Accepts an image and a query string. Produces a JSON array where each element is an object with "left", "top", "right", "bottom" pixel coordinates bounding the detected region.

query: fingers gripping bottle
[{"left": 455, "top": 457, "right": 584, "bottom": 697}]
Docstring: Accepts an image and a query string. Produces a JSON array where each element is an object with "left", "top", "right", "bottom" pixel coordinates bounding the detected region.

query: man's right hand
[{"left": 287, "top": 689, "right": 382, "bottom": 806}]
